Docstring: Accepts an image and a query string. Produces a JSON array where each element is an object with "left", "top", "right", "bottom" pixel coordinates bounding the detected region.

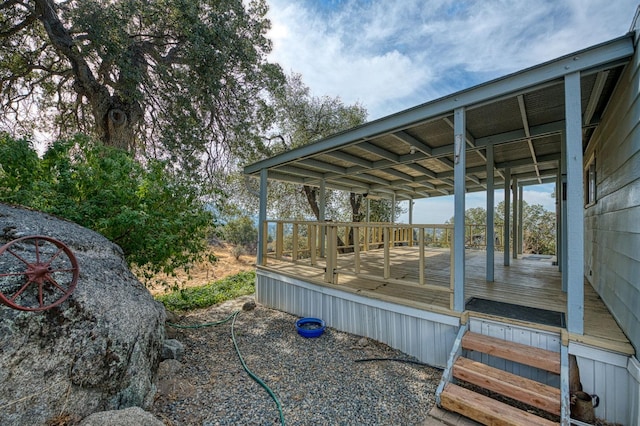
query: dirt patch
[{"left": 144, "top": 243, "right": 256, "bottom": 296}]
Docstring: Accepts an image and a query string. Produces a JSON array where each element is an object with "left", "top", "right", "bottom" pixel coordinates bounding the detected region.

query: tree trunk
[
  {"left": 36, "top": 0, "right": 142, "bottom": 152},
  {"left": 93, "top": 98, "right": 143, "bottom": 152}
]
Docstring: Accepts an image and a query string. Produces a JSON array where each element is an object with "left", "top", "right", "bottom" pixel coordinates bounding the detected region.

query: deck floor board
[{"left": 262, "top": 246, "right": 633, "bottom": 355}]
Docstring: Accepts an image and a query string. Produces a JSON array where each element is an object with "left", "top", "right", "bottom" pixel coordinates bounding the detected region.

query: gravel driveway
[{"left": 152, "top": 296, "right": 442, "bottom": 425}]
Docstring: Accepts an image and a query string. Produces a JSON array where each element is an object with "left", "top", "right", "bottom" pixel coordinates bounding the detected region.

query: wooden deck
[{"left": 261, "top": 246, "right": 634, "bottom": 355}]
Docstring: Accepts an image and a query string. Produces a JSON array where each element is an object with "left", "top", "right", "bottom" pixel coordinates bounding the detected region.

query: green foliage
[
  {"left": 0, "top": 133, "right": 214, "bottom": 276},
  {"left": 1, "top": 0, "right": 284, "bottom": 173},
  {"left": 221, "top": 216, "right": 258, "bottom": 247},
  {"left": 447, "top": 201, "right": 556, "bottom": 255},
  {"left": 155, "top": 270, "right": 256, "bottom": 311}
]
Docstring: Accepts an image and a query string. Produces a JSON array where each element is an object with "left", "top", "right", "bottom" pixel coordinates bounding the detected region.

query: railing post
[
  {"left": 450, "top": 226, "right": 455, "bottom": 310},
  {"left": 364, "top": 226, "right": 369, "bottom": 251},
  {"left": 292, "top": 223, "right": 298, "bottom": 261},
  {"left": 419, "top": 227, "right": 425, "bottom": 285},
  {"left": 310, "top": 224, "right": 317, "bottom": 266},
  {"left": 324, "top": 225, "right": 338, "bottom": 284},
  {"left": 275, "top": 222, "right": 283, "bottom": 260},
  {"left": 354, "top": 226, "right": 360, "bottom": 274},
  {"left": 383, "top": 226, "right": 390, "bottom": 279},
  {"left": 261, "top": 221, "right": 268, "bottom": 266}
]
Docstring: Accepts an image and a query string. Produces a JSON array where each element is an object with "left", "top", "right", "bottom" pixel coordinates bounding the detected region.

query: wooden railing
[{"left": 261, "top": 220, "right": 456, "bottom": 309}]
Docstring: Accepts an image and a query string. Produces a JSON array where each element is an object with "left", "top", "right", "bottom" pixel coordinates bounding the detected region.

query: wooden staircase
[{"left": 437, "top": 327, "right": 568, "bottom": 425}]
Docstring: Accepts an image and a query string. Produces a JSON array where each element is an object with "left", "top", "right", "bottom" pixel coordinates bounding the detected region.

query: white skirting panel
[
  {"left": 467, "top": 318, "right": 562, "bottom": 387},
  {"left": 256, "top": 269, "right": 459, "bottom": 368},
  {"left": 628, "top": 356, "right": 640, "bottom": 426},
  {"left": 570, "top": 342, "right": 637, "bottom": 425}
]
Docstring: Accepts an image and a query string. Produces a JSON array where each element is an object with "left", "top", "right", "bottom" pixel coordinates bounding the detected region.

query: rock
[
  {"left": 242, "top": 300, "right": 257, "bottom": 311},
  {"left": 357, "top": 337, "right": 369, "bottom": 347},
  {"left": 155, "top": 359, "right": 195, "bottom": 399},
  {"left": 161, "top": 338, "right": 184, "bottom": 360},
  {"left": 0, "top": 204, "right": 166, "bottom": 425},
  {"left": 78, "top": 407, "right": 164, "bottom": 426}
]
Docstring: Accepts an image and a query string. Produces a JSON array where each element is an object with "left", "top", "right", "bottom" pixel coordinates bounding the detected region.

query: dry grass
[{"left": 145, "top": 243, "right": 256, "bottom": 296}]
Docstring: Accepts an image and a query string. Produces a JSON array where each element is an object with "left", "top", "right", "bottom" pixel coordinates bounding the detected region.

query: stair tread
[
  {"left": 454, "top": 357, "right": 561, "bottom": 415},
  {"left": 440, "top": 382, "right": 559, "bottom": 426},
  {"left": 462, "top": 332, "right": 561, "bottom": 374}
]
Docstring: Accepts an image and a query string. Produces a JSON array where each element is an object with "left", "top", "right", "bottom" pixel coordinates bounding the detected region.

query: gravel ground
[{"left": 152, "top": 296, "right": 442, "bottom": 426}]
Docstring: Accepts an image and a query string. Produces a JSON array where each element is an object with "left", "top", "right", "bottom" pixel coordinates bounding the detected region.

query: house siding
[
  {"left": 585, "top": 33, "right": 640, "bottom": 356},
  {"left": 571, "top": 342, "right": 635, "bottom": 424},
  {"left": 255, "top": 268, "right": 459, "bottom": 368}
]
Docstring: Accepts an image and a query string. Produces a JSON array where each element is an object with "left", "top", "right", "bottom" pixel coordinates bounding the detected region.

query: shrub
[
  {"left": 0, "top": 133, "right": 214, "bottom": 277},
  {"left": 155, "top": 271, "right": 256, "bottom": 311}
]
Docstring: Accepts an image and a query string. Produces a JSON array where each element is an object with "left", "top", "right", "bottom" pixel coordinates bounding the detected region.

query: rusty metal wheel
[{"left": 0, "top": 236, "right": 79, "bottom": 311}]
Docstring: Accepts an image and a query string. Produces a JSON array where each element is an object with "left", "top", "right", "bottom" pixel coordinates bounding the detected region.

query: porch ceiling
[{"left": 245, "top": 34, "right": 634, "bottom": 201}]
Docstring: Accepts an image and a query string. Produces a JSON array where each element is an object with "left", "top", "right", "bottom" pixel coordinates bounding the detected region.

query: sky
[{"left": 264, "top": 0, "right": 638, "bottom": 223}]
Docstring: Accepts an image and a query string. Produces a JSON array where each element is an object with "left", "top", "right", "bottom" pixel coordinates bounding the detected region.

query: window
[{"left": 585, "top": 155, "right": 596, "bottom": 207}]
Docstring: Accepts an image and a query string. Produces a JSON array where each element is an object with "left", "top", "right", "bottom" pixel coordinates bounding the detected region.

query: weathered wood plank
[
  {"left": 453, "top": 357, "right": 560, "bottom": 415},
  {"left": 440, "top": 383, "right": 558, "bottom": 426},
  {"left": 462, "top": 332, "right": 561, "bottom": 374}
]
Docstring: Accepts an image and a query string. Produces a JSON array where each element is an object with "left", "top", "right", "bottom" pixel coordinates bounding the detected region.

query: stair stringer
[{"left": 435, "top": 321, "right": 468, "bottom": 407}]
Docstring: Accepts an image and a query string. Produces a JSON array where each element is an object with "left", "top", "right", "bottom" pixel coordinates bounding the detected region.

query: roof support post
[
  {"left": 486, "top": 144, "right": 495, "bottom": 282},
  {"left": 512, "top": 176, "right": 519, "bottom": 260},
  {"left": 556, "top": 167, "right": 562, "bottom": 272},
  {"left": 518, "top": 185, "right": 524, "bottom": 255},
  {"left": 504, "top": 167, "right": 511, "bottom": 266},
  {"left": 561, "top": 131, "right": 567, "bottom": 285},
  {"left": 257, "top": 168, "right": 268, "bottom": 265},
  {"left": 565, "top": 72, "right": 584, "bottom": 335},
  {"left": 453, "top": 107, "right": 466, "bottom": 312},
  {"left": 408, "top": 199, "right": 414, "bottom": 225},
  {"left": 391, "top": 193, "right": 396, "bottom": 223},
  {"left": 319, "top": 179, "right": 326, "bottom": 258}
]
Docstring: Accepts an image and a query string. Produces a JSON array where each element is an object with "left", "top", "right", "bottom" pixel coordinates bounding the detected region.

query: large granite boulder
[{"left": 0, "top": 203, "right": 166, "bottom": 425}]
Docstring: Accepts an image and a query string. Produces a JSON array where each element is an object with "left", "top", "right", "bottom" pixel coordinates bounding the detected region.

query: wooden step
[
  {"left": 440, "top": 383, "right": 559, "bottom": 426},
  {"left": 462, "top": 332, "right": 561, "bottom": 374},
  {"left": 453, "top": 357, "right": 560, "bottom": 415}
]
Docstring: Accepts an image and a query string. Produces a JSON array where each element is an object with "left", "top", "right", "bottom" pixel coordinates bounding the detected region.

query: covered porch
[{"left": 257, "top": 220, "right": 632, "bottom": 355}]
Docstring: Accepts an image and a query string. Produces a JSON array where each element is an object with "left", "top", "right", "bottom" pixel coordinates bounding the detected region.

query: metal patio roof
[{"left": 245, "top": 34, "right": 635, "bottom": 201}]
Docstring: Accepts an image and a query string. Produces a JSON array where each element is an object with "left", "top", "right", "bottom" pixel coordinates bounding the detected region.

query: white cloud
[{"left": 266, "top": 0, "right": 638, "bottom": 119}]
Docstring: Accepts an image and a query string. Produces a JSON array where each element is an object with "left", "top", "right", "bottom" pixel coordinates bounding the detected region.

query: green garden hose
[{"left": 167, "top": 311, "right": 286, "bottom": 425}]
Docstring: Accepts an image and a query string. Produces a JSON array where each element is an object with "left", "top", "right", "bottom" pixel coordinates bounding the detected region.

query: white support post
[
  {"left": 319, "top": 179, "right": 326, "bottom": 258},
  {"left": 518, "top": 185, "right": 524, "bottom": 255},
  {"left": 408, "top": 199, "right": 413, "bottom": 225},
  {"left": 565, "top": 72, "right": 584, "bottom": 335},
  {"left": 391, "top": 193, "right": 396, "bottom": 223},
  {"left": 561, "top": 131, "right": 568, "bottom": 287},
  {"left": 257, "top": 168, "right": 268, "bottom": 265},
  {"left": 453, "top": 107, "right": 466, "bottom": 312},
  {"left": 486, "top": 145, "right": 495, "bottom": 282},
  {"left": 556, "top": 167, "right": 562, "bottom": 272},
  {"left": 512, "top": 176, "right": 518, "bottom": 260},
  {"left": 504, "top": 167, "right": 511, "bottom": 267}
]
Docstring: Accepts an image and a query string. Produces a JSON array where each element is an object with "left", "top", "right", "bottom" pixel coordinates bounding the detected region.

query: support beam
[
  {"left": 453, "top": 107, "right": 466, "bottom": 312},
  {"left": 391, "top": 193, "right": 397, "bottom": 223},
  {"left": 409, "top": 199, "right": 414, "bottom": 225},
  {"left": 257, "top": 168, "right": 268, "bottom": 265},
  {"left": 518, "top": 185, "right": 524, "bottom": 255},
  {"left": 486, "top": 145, "right": 495, "bottom": 282},
  {"left": 504, "top": 167, "right": 511, "bottom": 267},
  {"left": 512, "top": 176, "right": 518, "bottom": 260},
  {"left": 556, "top": 167, "right": 562, "bottom": 273},
  {"left": 565, "top": 72, "right": 584, "bottom": 335},
  {"left": 517, "top": 95, "right": 542, "bottom": 183},
  {"left": 319, "top": 179, "right": 326, "bottom": 258}
]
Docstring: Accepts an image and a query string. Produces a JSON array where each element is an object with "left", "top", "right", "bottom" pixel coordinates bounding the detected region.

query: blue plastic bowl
[{"left": 295, "top": 317, "right": 326, "bottom": 338}]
